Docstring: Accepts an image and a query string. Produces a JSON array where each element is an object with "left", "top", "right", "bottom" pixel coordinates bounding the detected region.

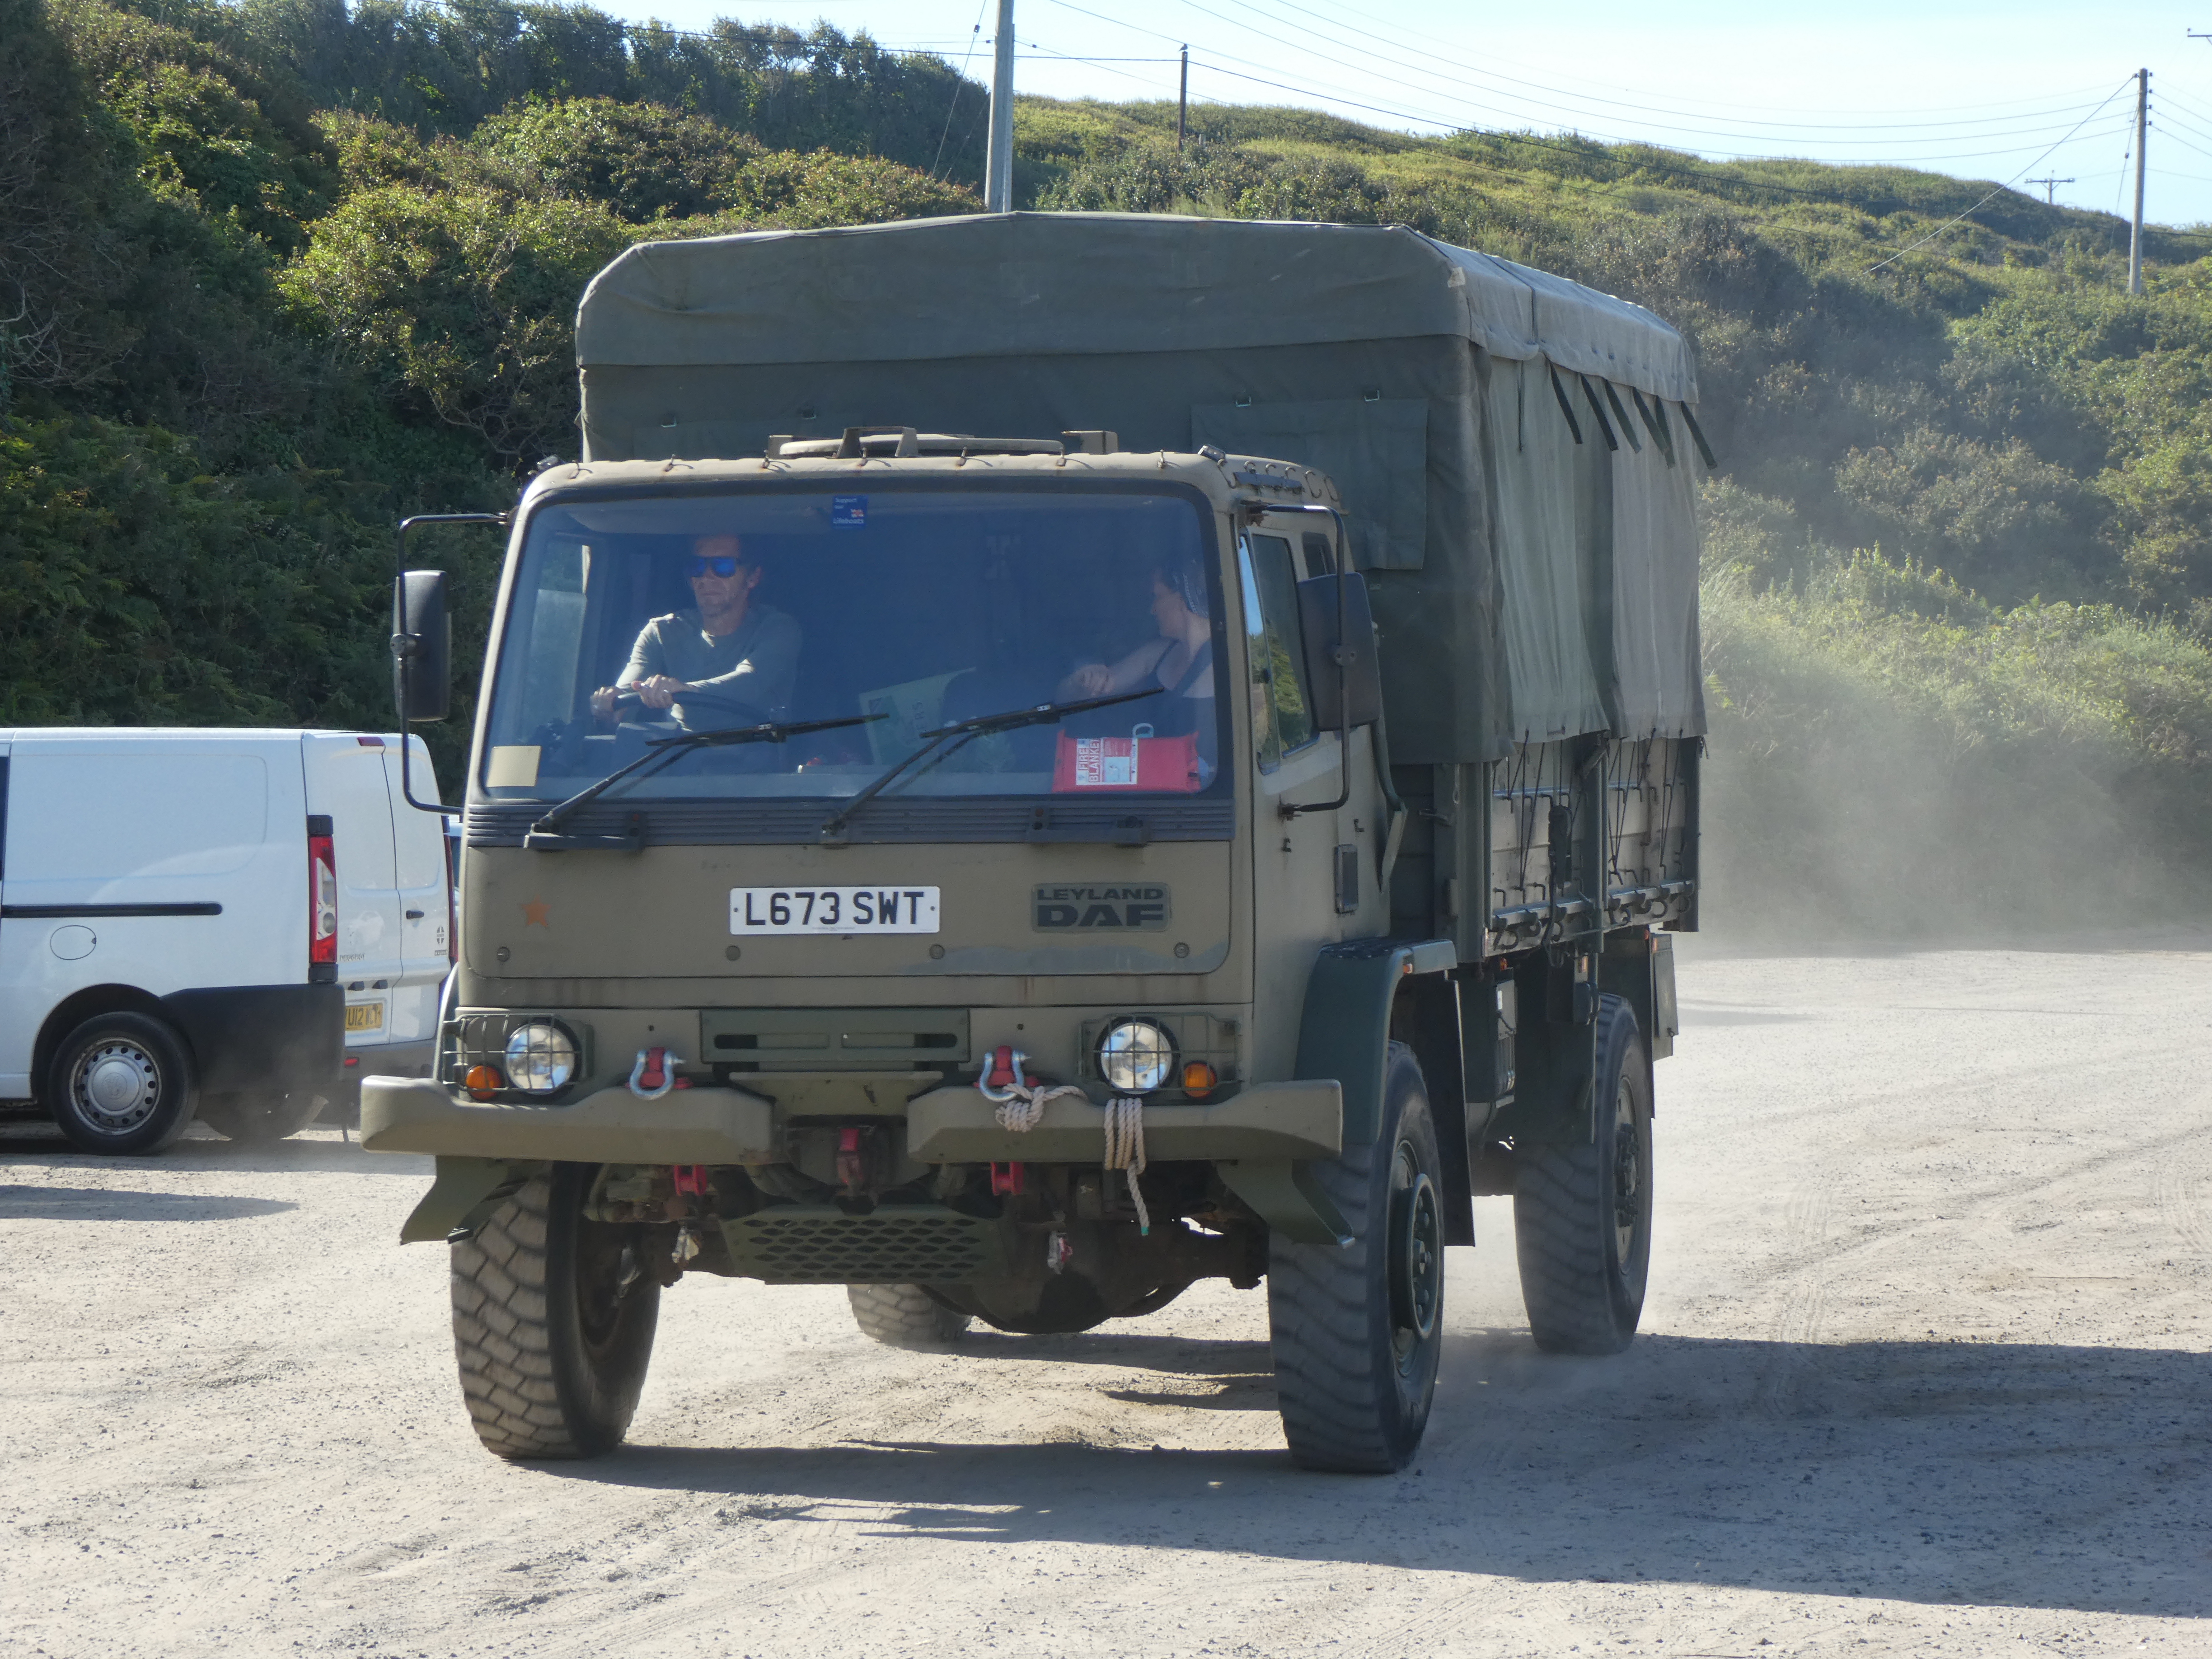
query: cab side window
[{"left": 1237, "top": 532, "right": 1317, "bottom": 773}]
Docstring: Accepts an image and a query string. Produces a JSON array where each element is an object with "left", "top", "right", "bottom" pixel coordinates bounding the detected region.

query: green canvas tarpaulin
[{"left": 573, "top": 212, "right": 1706, "bottom": 761}]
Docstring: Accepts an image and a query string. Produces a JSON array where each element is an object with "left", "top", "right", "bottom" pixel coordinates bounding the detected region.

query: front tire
[
  {"left": 1268, "top": 1041, "right": 1444, "bottom": 1473},
  {"left": 847, "top": 1284, "right": 972, "bottom": 1348},
  {"left": 1513, "top": 992, "right": 1653, "bottom": 1354},
  {"left": 46, "top": 1012, "right": 197, "bottom": 1156},
  {"left": 450, "top": 1165, "right": 661, "bottom": 1459}
]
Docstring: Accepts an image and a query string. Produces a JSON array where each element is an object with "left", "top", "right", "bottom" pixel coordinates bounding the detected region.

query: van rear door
[
  {"left": 301, "top": 735, "right": 403, "bottom": 1050},
  {"left": 380, "top": 737, "right": 450, "bottom": 1053}
]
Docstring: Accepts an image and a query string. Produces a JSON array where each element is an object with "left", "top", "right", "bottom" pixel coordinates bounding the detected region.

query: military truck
[{"left": 364, "top": 213, "right": 1705, "bottom": 1474}]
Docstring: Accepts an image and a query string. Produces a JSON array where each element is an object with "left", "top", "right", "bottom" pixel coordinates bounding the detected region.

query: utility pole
[
  {"left": 2025, "top": 175, "right": 2074, "bottom": 205},
  {"left": 985, "top": 0, "right": 1015, "bottom": 213},
  {"left": 1178, "top": 45, "right": 1189, "bottom": 154},
  {"left": 2129, "top": 66, "right": 2147, "bottom": 296}
]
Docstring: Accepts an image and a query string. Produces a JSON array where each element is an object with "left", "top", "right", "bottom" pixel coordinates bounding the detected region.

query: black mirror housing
[
  {"left": 392, "top": 569, "right": 452, "bottom": 722},
  {"left": 1296, "top": 569, "right": 1383, "bottom": 731}
]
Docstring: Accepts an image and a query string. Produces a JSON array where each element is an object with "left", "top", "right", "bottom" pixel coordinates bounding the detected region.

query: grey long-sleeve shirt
[{"left": 618, "top": 604, "right": 801, "bottom": 723}]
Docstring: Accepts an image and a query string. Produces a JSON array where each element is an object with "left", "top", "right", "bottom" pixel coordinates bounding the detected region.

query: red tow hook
[
  {"left": 990, "top": 1161, "right": 1026, "bottom": 1196},
  {"left": 671, "top": 1164, "right": 709, "bottom": 1198},
  {"left": 985, "top": 1045, "right": 1020, "bottom": 1092},
  {"left": 836, "top": 1127, "right": 866, "bottom": 1192}
]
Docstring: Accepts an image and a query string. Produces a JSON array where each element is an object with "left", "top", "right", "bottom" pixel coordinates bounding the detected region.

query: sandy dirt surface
[{"left": 3, "top": 940, "right": 2208, "bottom": 1657}]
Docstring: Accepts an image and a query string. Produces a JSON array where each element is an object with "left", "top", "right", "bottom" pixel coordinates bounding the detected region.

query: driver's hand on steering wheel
[{"left": 633, "top": 674, "right": 685, "bottom": 711}]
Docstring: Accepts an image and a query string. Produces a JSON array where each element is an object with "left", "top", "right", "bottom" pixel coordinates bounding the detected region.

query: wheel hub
[
  {"left": 1611, "top": 1075, "right": 1641, "bottom": 1262},
  {"left": 80, "top": 1044, "right": 159, "bottom": 1128},
  {"left": 1387, "top": 1143, "right": 1443, "bottom": 1370}
]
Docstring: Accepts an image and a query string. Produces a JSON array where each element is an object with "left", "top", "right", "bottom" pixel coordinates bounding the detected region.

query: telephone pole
[
  {"left": 984, "top": 0, "right": 1015, "bottom": 213},
  {"left": 2129, "top": 67, "right": 2148, "bottom": 295},
  {"left": 1178, "top": 45, "right": 1189, "bottom": 154},
  {"left": 2025, "top": 175, "right": 2074, "bottom": 205}
]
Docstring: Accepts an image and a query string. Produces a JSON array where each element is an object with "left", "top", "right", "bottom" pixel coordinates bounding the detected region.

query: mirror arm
[
  {"left": 393, "top": 511, "right": 508, "bottom": 818},
  {"left": 1281, "top": 503, "right": 1357, "bottom": 820}
]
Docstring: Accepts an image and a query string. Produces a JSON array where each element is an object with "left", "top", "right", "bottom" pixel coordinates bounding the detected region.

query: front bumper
[{"left": 360, "top": 1075, "right": 1342, "bottom": 1165}]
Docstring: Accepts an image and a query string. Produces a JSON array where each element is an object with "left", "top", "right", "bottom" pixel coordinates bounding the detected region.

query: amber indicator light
[
  {"left": 464, "top": 1064, "right": 504, "bottom": 1101},
  {"left": 1182, "top": 1060, "right": 1218, "bottom": 1098}
]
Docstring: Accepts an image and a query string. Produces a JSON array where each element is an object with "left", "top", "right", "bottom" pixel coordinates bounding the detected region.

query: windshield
[{"left": 480, "top": 487, "right": 1229, "bottom": 805}]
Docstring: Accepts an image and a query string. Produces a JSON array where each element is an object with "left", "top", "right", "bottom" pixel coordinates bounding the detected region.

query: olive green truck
[{"left": 365, "top": 213, "right": 1706, "bottom": 1473}]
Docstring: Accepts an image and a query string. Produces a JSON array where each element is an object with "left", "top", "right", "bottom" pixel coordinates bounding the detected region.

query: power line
[{"left": 1867, "top": 76, "right": 2137, "bottom": 274}]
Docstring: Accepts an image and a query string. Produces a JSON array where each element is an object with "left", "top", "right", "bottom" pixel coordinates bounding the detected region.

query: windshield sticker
[
  {"left": 1034, "top": 884, "right": 1172, "bottom": 931},
  {"left": 831, "top": 494, "right": 867, "bottom": 528},
  {"left": 486, "top": 745, "right": 541, "bottom": 787}
]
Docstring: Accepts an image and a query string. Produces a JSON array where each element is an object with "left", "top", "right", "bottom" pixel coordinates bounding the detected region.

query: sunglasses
[{"left": 685, "top": 555, "right": 747, "bottom": 578}]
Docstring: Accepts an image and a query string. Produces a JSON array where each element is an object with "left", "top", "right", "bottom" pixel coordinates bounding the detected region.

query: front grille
[{"left": 718, "top": 1204, "right": 1006, "bottom": 1283}]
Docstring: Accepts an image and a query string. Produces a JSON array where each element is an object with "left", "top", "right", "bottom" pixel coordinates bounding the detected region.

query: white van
[{"left": 0, "top": 729, "right": 452, "bottom": 1154}]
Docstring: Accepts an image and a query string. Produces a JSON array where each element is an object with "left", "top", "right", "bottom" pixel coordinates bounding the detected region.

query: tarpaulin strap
[
  {"left": 1547, "top": 363, "right": 1584, "bottom": 445},
  {"left": 1578, "top": 375, "right": 1621, "bottom": 452},
  {"left": 1678, "top": 402, "right": 1720, "bottom": 469},
  {"left": 1104, "top": 1096, "right": 1149, "bottom": 1236},
  {"left": 1600, "top": 380, "right": 1642, "bottom": 453},
  {"left": 976, "top": 1045, "right": 1087, "bottom": 1133},
  {"left": 1631, "top": 386, "right": 1677, "bottom": 466}
]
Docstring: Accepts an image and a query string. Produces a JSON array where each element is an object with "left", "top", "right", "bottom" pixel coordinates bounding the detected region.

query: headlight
[
  {"left": 504, "top": 1023, "right": 578, "bottom": 1094},
  {"left": 1098, "top": 1018, "right": 1176, "bottom": 1093}
]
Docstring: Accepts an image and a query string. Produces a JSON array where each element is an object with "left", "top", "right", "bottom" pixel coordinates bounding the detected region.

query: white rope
[
  {"left": 991, "top": 1079, "right": 1088, "bottom": 1133},
  {"left": 1103, "top": 1095, "right": 1149, "bottom": 1235}
]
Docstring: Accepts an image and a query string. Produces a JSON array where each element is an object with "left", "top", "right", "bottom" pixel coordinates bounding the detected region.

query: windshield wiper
[
  {"left": 525, "top": 711, "right": 885, "bottom": 849},
  {"left": 818, "top": 686, "right": 1161, "bottom": 844}
]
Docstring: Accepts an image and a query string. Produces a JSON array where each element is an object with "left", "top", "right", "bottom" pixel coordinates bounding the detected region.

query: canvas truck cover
[{"left": 574, "top": 212, "right": 1706, "bottom": 762}]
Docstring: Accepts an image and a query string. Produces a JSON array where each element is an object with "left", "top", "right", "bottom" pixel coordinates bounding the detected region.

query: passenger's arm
[{"left": 1057, "top": 640, "right": 1166, "bottom": 702}]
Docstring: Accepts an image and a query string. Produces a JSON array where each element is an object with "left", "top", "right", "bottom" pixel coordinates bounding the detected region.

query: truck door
[
  {"left": 301, "top": 735, "right": 404, "bottom": 1052},
  {"left": 0, "top": 737, "right": 20, "bottom": 1096},
  {"left": 379, "top": 737, "right": 450, "bottom": 1051}
]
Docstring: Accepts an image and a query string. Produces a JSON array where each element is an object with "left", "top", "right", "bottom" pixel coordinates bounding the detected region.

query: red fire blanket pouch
[{"left": 1051, "top": 724, "right": 1203, "bottom": 793}]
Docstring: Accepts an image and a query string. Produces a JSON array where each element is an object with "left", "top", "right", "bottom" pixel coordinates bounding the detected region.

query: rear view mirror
[
  {"left": 1296, "top": 570, "right": 1382, "bottom": 731},
  {"left": 392, "top": 569, "right": 451, "bottom": 723}
]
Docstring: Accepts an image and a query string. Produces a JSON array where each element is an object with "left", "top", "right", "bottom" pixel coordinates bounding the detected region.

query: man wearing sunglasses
[{"left": 590, "top": 534, "right": 801, "bottom": 727}]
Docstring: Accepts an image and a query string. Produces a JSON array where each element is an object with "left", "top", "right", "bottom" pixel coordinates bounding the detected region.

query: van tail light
[{"left": 308, "top": 814, "right": 338, "bottom": 974}]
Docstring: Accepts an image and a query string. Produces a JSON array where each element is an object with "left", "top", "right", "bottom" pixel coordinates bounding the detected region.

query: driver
[{"left": 591, "top": 534, "right": 801, "bottom": 727}]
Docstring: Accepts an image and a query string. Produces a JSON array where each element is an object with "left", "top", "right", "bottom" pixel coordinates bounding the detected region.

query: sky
[{"left": 583, "top": 0, "right": 2212, "bottom": 231}]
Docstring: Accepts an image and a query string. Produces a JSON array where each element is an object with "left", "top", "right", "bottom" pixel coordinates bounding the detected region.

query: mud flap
[
  {"left": 1217, "top": 1160, "right": 1351, "bottom": 1247},
  {"left": 399, "top": 1156, "right": 537, "bottom": 1244}
]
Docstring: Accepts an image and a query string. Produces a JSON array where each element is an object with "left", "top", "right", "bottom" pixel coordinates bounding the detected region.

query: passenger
[
  {"left": 591, "top": 534, "right": 801, "bottom": 727},
  {"left": 1056, "top": 551, "right": 1215, "bottom": 739}
]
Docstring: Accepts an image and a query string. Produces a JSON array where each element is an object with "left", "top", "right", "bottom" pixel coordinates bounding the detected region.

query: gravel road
[{"left": 4, "top": 940, "right": 2208, "bottom": 1658}]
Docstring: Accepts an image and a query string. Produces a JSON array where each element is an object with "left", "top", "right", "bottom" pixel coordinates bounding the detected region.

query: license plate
[
  {"left": 729, "top": 886, "right": 940, "bottom": 935},
  {"left": 344, "top": 1002, "right": 384, "bottom": 1032}
]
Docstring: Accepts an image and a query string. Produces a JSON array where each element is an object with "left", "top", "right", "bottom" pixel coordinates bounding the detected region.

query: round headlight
[
  {"left": 1098, "top": 1018, "right": 1176, "bottom": 1094},
  {"left": 504, "top": 1023, "right": 578, "bottom": 1094}
]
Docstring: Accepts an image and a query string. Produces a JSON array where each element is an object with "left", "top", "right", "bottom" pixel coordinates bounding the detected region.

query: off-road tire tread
[
  {"left": 1513, "top": 994, "right": 1647, "bottom": 1356},
  {"left": 451, "top": 1174, "right": 640, "bottom": 1459},
  {"left": 1269, "top": 1041, "right": 1439, "bottom": 1475},
  {"left": 847, "top": 1283, "right": 971, "bottom": 1348}
]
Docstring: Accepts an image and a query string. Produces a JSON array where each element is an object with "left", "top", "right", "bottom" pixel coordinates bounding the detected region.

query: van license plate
[
  {"left": 344, "top": 1002, "right": 384, "bottom": 1032},
  {"left": 729, "top": 886, "right": 940, "bottom": 935}
]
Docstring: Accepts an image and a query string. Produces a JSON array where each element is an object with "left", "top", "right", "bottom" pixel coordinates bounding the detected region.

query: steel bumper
[
  {"left": 360, "top": 1076, "right": 778, "bottom": 1163},
  {"left": 904, "top": 1080, "right": 1343, "bottom": 1163}
]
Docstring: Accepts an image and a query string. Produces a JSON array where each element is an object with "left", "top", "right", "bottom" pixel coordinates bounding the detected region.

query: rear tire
[
  {"left": 197, "top": 1089, "right": 323, "bottom": 1144},
  {"left": 847, "top": 1284, "right": 972, "bottom": 1348},
  {"left": 450, "top": 1165, "right": 661, "bottom": 1459},
  {"left": 1513, "top": 993, "right": 1653, "bottom": 1354},
  {"left": 1268, "top": 1041, "right": 1444, "bottom": 1473},
  {"left": 46, "top": 1013, "right": 197, "bottom": 1156}
]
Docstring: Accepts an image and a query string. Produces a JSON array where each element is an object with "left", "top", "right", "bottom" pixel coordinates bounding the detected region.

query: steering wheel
[{"left": 609, "top": 685, "right": 772, "bottom": 733}]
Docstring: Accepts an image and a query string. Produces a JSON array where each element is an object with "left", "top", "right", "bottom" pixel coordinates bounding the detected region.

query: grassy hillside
[{"left": 5, "top": 0, "right": 2210, "bottom": 928}]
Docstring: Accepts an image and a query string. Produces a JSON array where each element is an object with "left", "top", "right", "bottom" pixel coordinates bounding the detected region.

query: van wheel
[
  {"left": 450, "top": 1164, "right": 660, "bottom": 1459},
  {"left": 847, "top": 1284, "right": 972, "bottom": 1348},
  {"left": 47, "top": 1013, "right": 198, "bottom": 1156},
  {"left": 1513, "top": 993, "right": 1653, "bottom": 1354},
  {"left": 197, "top": 1090, "right": 323, "bottom": 1144},
  {"left": 1267, "top": 1041, "right": 1444, "bottom": 1473}
]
